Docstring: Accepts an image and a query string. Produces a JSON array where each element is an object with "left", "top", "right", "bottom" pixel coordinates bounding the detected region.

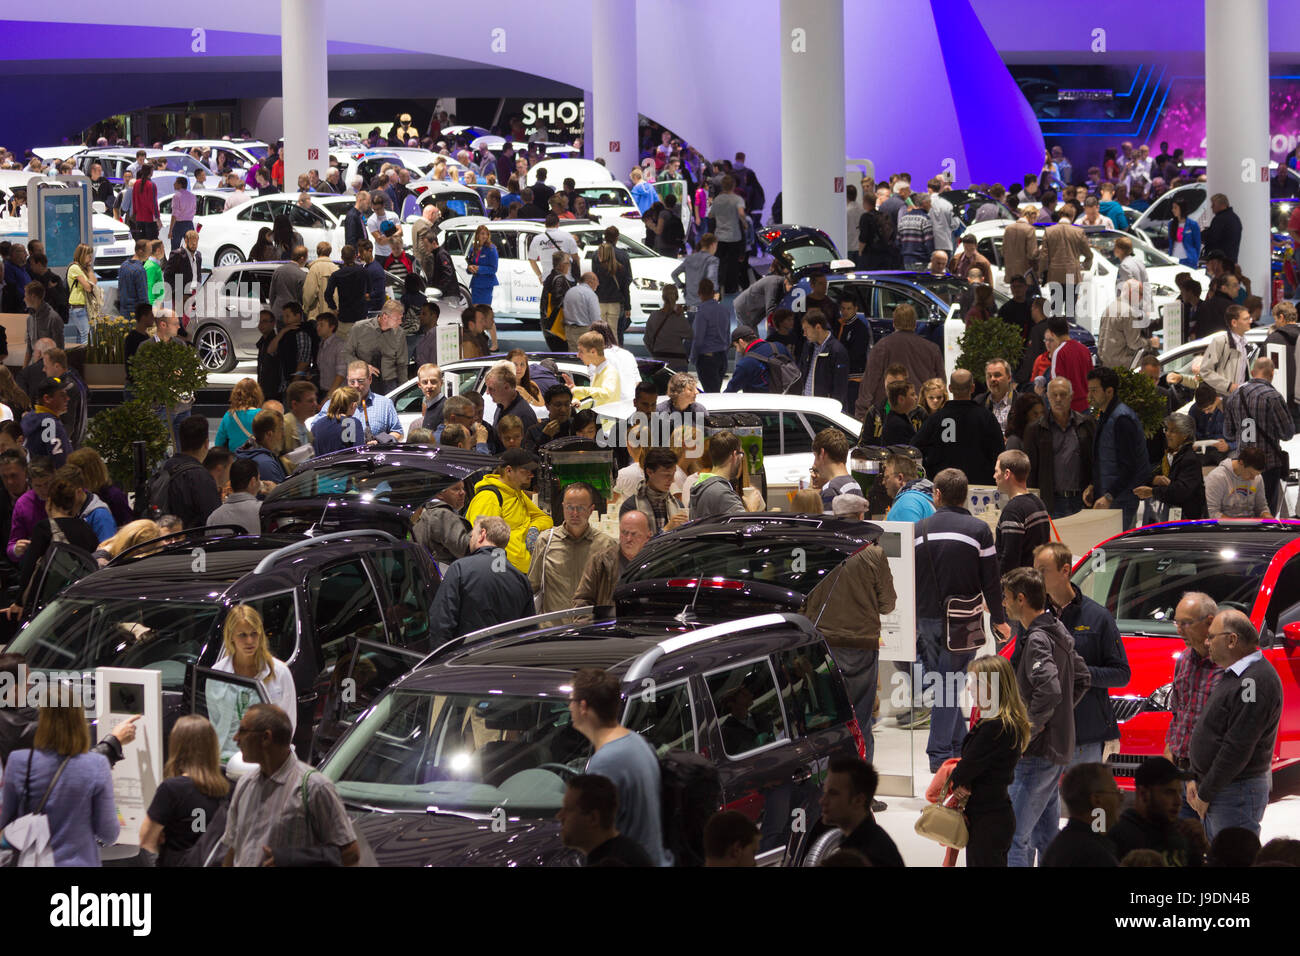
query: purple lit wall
[{"left": 1150, "top": 78, "right": 1300, "bottom": 161}]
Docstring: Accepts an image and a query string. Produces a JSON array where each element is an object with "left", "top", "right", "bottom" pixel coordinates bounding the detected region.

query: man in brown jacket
[
  {"left": 950, "top": 233, "right": 994, "bottom": 287},
  {"left": 301, "top": 241, "right": 339, "bottom": 322},
  {"left": 1037, "top": 217, "right": 1093, "bottom": 289},
  {"left": 573, "top": 509, "right": 653, "bottom": 609},
  {"left": 1001, "top": 207, "right": 1040, "bottom": 286},
  {"left": 800, "top": 543, "right": 897, "bottom": 773},
  {"left": 854, "top": 303, "right": 945, "bottom": 418}
]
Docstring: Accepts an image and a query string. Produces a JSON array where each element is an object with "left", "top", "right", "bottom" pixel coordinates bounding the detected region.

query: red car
[{"left": 1069, "top": 519, "right": 1300, "bottom": 786}]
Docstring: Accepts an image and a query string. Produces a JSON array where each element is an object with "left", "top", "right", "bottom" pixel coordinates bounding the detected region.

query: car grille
[
  {"left": 1110, "top": 696, "right": 1147, "bottom": 723},
  {"left": 1107, "top": 753, "right": 1145, "bottom": 778}
]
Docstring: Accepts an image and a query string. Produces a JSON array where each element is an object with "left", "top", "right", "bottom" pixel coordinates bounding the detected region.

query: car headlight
[
  {"left": 1146, "top": 682, "right": 1173, "bottom": 712},
  {"left": 634, "top": 277, "right": 664, "bottom": 292}
]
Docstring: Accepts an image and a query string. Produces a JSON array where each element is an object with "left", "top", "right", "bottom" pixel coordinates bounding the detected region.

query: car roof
[
  {"left": 1083, "top": 519, "right": 1300, "bottom": 558},
  {"left": 595, "top": 391, "right": 855, "bottom": 421},
  {"left": 288, "top": 444, "right": 496, "bottom": 478}
]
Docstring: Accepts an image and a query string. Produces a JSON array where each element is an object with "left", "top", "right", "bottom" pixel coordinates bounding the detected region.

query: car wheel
[
  {"left": 799, "top": 828, "right": 843, "bottom": 867},
  {"left": 195, "top": 324, "right": 237, "bottom": 373},
  {"left": 216, "top": 245, "right": 246, "bottom": 268},
  {"left": 459, "top": 285, "right": 472, "bottom": 306}
]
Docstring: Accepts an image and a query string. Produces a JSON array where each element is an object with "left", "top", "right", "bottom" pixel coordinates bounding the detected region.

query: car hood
[
  {"left": 1114, "top": 634, "right": 1188, "bottom": 696},
  {"left": 349, "top": 809, "right": 580, "bottom": 866}
]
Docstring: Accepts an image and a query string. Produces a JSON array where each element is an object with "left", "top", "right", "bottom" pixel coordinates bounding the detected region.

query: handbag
[
  {"left": 914, "top": 780, "right": 969, "bottom": 849},
  {"left": 919, "top": 516, "right": 990, "bottom": 653},
  {"left": 0, "top": 753, "right": 73, "bottom": 867}
]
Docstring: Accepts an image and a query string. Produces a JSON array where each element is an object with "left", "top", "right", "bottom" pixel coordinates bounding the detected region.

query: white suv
[{"left": 196, "top": 192, "right": 345, "bottom": 268}]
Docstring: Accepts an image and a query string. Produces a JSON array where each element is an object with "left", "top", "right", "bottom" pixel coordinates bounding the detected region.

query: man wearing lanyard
[{"left": 315, "top": 360, "right": 404, "bottom": 443}]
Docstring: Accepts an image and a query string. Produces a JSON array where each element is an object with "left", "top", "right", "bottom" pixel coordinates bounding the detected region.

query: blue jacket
[
  {"left": 468, "top": 243, "right": 499, "bottom": 303},
  {"left": 885, "top": 479, "right": 935, "bottom": 523},
  {"left": 234, "top": 442, "right": 287, "bottom": 483},
  {"left": 1168, "top": 217, "right": 1201, "bottom": 267},
  {"left": 1097, "top": 199, "right": 1128, "bottom": 230},
  {"left": 1093, "top": 400, "right": 1151, "bottom": 509},
  {"left": 362, "top": 261, "right": 386, "bottom": 315},
  {"left": 117, "top": 259, "right": 149, "bottom": 318},
  {"left": 726, "top": 339, "right": 789, "bottom": 392},
  {"left": 1051, "top": 585, "right": 1131, "bottom": 745},
  {"left": 690, "top": 300, "right": 732, "bottom": 365}
]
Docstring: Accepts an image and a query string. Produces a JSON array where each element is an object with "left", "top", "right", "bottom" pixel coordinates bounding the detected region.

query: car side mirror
[
  {"left": 1283, "top": 621, "right": 1300, "bottom": 648},
  {"left": 92, "top": 201, "right": 106, "bottom": 215}
]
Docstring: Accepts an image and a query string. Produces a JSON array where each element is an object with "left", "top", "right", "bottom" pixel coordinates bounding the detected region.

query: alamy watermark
[{"left": 0, "top": 665, "right": 98, "bottom": 709}]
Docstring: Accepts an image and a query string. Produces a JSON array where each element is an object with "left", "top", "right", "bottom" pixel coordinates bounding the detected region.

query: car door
[
  {"left": 188, "top": 665, "right": 270, "bottom": 765},
  {"left": 288, "top": 202, "right": 333, "bottom": 250},
  {"left": 696, "top": 656, "right": 806, "bottom": 855},
  {"left": 1261, "top": 555, "right": 1300, "bottom": 760},
  {"left": 366, "top": 546, "right": 438, "bottom": 653},
  {"left": 622, "top": 678, "right": 699, "bottom": 756},
  {"left": 311, "top": 637, "right": 425, "bottom": 762}
]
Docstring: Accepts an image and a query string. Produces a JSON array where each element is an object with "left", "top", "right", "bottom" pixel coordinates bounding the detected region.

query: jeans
[
  {"left": 915, "top": 617, "right": 973, "bottom": 772},
  {"left": 716, "top": 239, "right": 746, "bottom": 294},
  {"left": 695, "top": 351, "right": 726, "bottom": 393},
  {"left": 170, "top": 220, "right": 194, "bottom": 251},
  {"left": 1120, "top": 501, "right": 1138, "bottom": 530},
  {"left": 66, "top": 306, "right": 91, "bottom": 346},
  {"left": 1050, "top": 494, "right": 1083, "bottom": 519},
  {"left": 828, "top": 646, "right": 879, "bottom": 764},
  {"left": 1203, "top": 774, "right": 1270, "bottom": 841},
  {"left": 1008, "top": 755, "right": 1065, "bottom": 867}
]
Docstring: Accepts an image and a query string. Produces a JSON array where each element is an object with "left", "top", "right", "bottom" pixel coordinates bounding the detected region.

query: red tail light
[
  {"left": 666, "top": 577, "right": 746, "bottom": 590},
  {"left": 621, "top": 211, "right": 641, "bottom": 219},
  {"left": 847, "top": 718, "right": 867, "bottom": 760}
]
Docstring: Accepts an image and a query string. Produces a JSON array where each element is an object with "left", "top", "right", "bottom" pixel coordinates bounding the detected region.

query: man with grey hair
[
  {"left": 1164, "top": 591, "right": 1222, "bottom": 820},
  {"left": 345, "top": 300, "right": 407, "bottom": 395},
  {"left": 1098, "top": 278, "right": 1158, "bottom": 369},
  {"left": 1223, "top": 356, "right": 1295, "bottom": 512},
  {"left": 429, "top": 514, "right": 535, "bottom": 639},
  {"left": 1137, "top": 412, "right": 1206, "bottom": 519},
  {"left": 1187, "top": 608, "right": 1282, "bottom": 838},
  {"left": 1024, "top": 376, "right": 1095, "bottom": 518},
  {"left": 1202, "top": 192, "right": 1243, "bottom": 265}
]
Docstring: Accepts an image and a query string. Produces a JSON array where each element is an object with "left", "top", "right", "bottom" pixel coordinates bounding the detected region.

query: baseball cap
[
  {"left": 1133, "top": 757, "right": 1193, "bottom": 787},
  {"left": 832, "top": 493, "right": 869, "bottom": 517},
  {"left": 731, "top": 325, "right": 759, "bottom": 344},
  {"left": 501, "top": 448, "right": 539, "bottom": 470},
  {"left": 35, "top": 376, "right": 68, "bottom": 400}
]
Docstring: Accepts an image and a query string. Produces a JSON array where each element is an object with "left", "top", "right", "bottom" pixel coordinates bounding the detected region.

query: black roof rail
[
  {"left": 108, "top": 525, "right": 250, "bottom": 566},
  {"left": 624, "top": 612, "right": 816, "bottom": 684},
  {"left": 420, "top": 607, "right": 597, "bottom": 666},
  {"left": 251, "top": 529, "right": 398, "bottom": 574}
]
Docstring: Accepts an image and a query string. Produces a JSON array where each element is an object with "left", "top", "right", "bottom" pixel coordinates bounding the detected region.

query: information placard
[
  {"left": 874, "top": 520, "right": 916, "bottom": 663},
  {"left": 92, "top": 667, "right": 162, "bottom": 845}
]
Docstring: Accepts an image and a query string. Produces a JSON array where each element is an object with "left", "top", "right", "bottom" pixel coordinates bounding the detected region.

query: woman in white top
[
  {"left": 589, "top": 320, "right": 639, "bottom": 403},
  {"left": 208, "top": 604, "right": 297, "bottom": 761}
]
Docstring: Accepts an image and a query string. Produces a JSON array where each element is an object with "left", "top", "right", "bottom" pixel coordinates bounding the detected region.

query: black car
[
  {"left": 755, "top": 223, "right": 852, "bottom": 278},
  {"left": 319, "top": 608, "right": 863, "bottom": 866},
  {"left": 614, "top": 514, "right": 881, "bottom": 620},
  {"left": 941, "top": 188, "right": 1015, "bottom": 229},
  {"left": 2, "top": 526, "right": 441, "bottom": 761},
  {"left": 260, "top": 445, "right": 495, "bottom": 537}
]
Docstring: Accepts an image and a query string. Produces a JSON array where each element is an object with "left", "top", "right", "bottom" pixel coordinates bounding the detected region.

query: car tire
[
  {"left": 216, "top": 245, "right": 246, "bottom": 268},
  {"left": 799, "top": 827, "right": 843, "bottom": 867},
  {"left": 195, "top": 324, "right": 237, "bottom": 373}
]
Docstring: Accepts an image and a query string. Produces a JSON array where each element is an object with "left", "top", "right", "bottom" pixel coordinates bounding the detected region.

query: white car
[
  {"left": 409, "top": 181, "right": 487, "bottom": 223},
  {"left": 438, "top": 217, "right": 677, "bottom": 326},
  {"left": 593, "top": 392, "right": 863, "bottom": 508},
  {"left": 70, "top": 148, "right": 208, "bottom": 186},
  {"left": 195, "top": 192, "right": 345, "bottom": 268},
  {"left": 962, "top": 219, "right": 1207, "bottom": 335},
  {"left": 163, "top": 139, "right": 271, "bottom": 177},
  {"left": 158, "top": 188, "right": 235, "bottom": 239},
  {"left": 524, "top": 159, "right": 645, "bottom": 241}
]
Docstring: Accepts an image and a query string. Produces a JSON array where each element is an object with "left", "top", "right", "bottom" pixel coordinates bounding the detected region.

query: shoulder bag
[
  {"left": 914, "top": 778, "right": 968, "bottom": 849},
  {"left": 919, "top": 516, "right": 990, "bottom": 653},
  {"left": 0, "top": 753, "right": 73, "bottom": 867}
]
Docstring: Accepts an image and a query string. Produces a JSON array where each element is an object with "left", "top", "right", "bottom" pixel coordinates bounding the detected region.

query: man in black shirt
[
  {"left": 993, "top": 449, "right": 1051, "bottom": 575},
  {"left": 124, "top": 304, "right": 153, "bottom": 389},
  {"left": 1108, "top": 757, "right": 1196, "bottom": 866},
  {"left": 999, "top": 275, "right": 1033, "bottom": 346},
  {"left": 1042, "top": 762, "right": 1122, "bottom": 866},
  {"left": 819, "top": 756, "right": 904, "bottom": 866},
  {"left": 152, "top": 415, "right": 221, "bottom": 529},
  {"left": 558, "top": 774, "right": 654, "bottom": 867}
]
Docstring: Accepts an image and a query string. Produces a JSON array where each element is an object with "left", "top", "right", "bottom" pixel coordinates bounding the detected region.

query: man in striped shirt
[
  {"left": 994, "top": 449, "right": 1052, "bottom": 575},
  {"left": 1166, "top": 592, "right": 1223, "bottom": 820}
]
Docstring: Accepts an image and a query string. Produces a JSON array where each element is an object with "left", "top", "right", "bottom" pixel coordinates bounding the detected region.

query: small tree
[
  {"left": 954, "top": 316, "right": 1025, "bottom": 384},
  {"left": 1115, "top": 367, "right": 1167, "bottom": 438},
  {"left": 84, "top": 400, "right": 172, "bottom": 488},
  {"left": 127, "top": 339, "right": 208, "bottom": 450}
]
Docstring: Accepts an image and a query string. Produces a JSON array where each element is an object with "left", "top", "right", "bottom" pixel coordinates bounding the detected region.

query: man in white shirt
[
  {"left": 366, "top": 192, "right": 400, "bottom": 259},
  {"left": 927, "top": 177, "right": 959, "bottom": 253},
  {"left": 527, "top": 214, "right": 581, "bottom": 281},
  {"left": 1201, "top": 305, "right": 1253, "bottom": 397},
  {"left": 1073, "top": 196, "right": 1115, "bottom": 229}
]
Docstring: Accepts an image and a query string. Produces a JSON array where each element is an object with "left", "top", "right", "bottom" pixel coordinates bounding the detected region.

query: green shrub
[
  {"left": 84, "top": 400, "right": 172, "bottom": 488},
  {"left": 1115, "top": 367, "right": 1166, "bottom": 438},
  {"left": 127, "top": 339, "right": 208, "bottom": 449},
  {"left": 954, "top": 317, "right": 1024, "bottom": 384}
]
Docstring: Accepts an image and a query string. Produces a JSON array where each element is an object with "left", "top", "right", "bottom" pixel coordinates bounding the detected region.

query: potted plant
[
  {"left": 127, "top": 338, "right": 208, "bottom": 451},
  {"left": 84, "top": 399, "right": 172, "bottom": 490},
  {"left": 84, "top": 316, "right": 132, "bottom": 387},
  {"left": 954, "top": 316, "right": 1025, "bottom": 383}
]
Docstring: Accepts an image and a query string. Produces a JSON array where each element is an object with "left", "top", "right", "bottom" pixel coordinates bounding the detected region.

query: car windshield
[
  {"left": 157, "top": 155, "right": 204, "bottom": 174},
  {"left": 272, "top": 464, "right": 460, "bottom": 508},
  {"left": 780, "top": 236, "right": 837, "bottom": 270},
  {"left": 1086, "top": 233, "right": 1177, "bottom": 268},
  {"left": 427, "top": 191, "right": 486, "bottom": 220},
  {"left": 245, "top": 145, "right": 271, "bottom": 161},
  {"left": 568, "top": 229, "right": 656, "bottom": 258},
  {"left": 623, "top": 537, "right": 849, "bottom": 593},
  {"left": 911, "top": 274, "right": 1009, "bottom": 308},
  {"left": 574, "top": 186, "right": 633, "bottom": 208},
  {"left": 6, "top": 598, "right": 223, "bottom": 691},
  {"left": 323, "top": 690, "right": 590, "bottom": 815},
  {"left": 1072, "top": 544, "right": 1271, "bottom": 637}
]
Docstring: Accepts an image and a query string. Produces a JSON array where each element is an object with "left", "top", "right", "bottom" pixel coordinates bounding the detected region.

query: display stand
[
  {"left": 871, "top": 520, "right": 918, "bottom": 799},
  {"left": 92, "top": 667, "right": 162, "bottom": 859}
]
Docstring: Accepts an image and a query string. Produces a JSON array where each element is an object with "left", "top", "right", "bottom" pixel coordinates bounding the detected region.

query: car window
[
  {"left": 873, "top": 283, "right": 926, "bottom": 320},
  {"left": 782, "top": 413, "right": 813, "bottom": 455},
  {"left": 800, "top": 414, "right": 844, "bottom": 438},
  {"left": 828, "top": 283, "right": 870, "bottom": 314},
  {"left": 391, "top": 382, "right": 424, "bottom": 414},
  {"left": 624, "top": 536, "right": 852, "bottom": 594},
  {"left": 159, "top": 196, "right": 172, "bottom": 214},
  {"left": 309, "top": 559, "right": 386, "bottom": 668},
  {"left": 239, "top": 202, "right": 273, "bottom": 223},
  {"left": 442, "top": 230, "right": 469, "bottom": 256},
  {"left": 490, "top": 231, "right": 521, "bottom": 260},
  {"left": 757, "top": 411, "right": 783, "bottom": 455},
  {"left": 705, "top": 659, "right": 789, "bottom": 757},
  {"left": 774, "top": 643, "right": 851, "bottom": 737},
  {"left": 369, "top": 548, "right": 432, "bottom": 647},
  {"left": 290, "top": 204, "right": 327, "bottom": 228},
  {"left": 240, "top": 590, "right": 299, "bottom": 663},
  {"left": 977, "top": 237, "right": 1000, "bottom": 265},
  {"left": 1264, "top": 559, "right": 1300, "bottom": 635},
  {"left": 622, "top": 680, "right": 696, "bottom": 754},
  {"left": 575, "top": 186, "right": 634, "bottom": 208}
]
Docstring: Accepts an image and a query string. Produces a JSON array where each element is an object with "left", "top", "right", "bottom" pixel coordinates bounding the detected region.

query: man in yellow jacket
[
  {"left": 465, "top": 447, "right": 554, "bottom": 572},
  {"left": 564, "top": 331, "right": 622, "bottom": 406}
]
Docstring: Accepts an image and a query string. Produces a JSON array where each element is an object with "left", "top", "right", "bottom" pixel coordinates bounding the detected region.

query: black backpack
[
  {"left": 659, "top": 749, "right": 722, "bottom": 867},
  {"left": 748, "top": 171, "right": 766, "bottom": 212},
  {"left": 146, "top": 457, "right": 204, "bottom": 518},
  {"left": 751, "top": 348, "right": 802, "bottom": 394}
]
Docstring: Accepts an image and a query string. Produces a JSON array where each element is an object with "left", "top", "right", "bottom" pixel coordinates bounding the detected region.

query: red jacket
[
  {"left": 131, "top": 179, "right": 159, "bottom": 222},
  {"left": 1050, "top": 338, "right": 1093, "bottom": 412}
]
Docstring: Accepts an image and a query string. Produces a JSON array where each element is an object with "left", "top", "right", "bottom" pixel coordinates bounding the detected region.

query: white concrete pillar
[
  {"left": 1205, "top": 0, "right": 1271, "bottom": 310},
  {"left": 591, "top": 0, "right": 638, "bottom": 180},
  {"left": 780, "top": 0, "right": 847, "bottom": 253},
  {"left": 280, "top": 0, "right": 329, "bottom": 193}
]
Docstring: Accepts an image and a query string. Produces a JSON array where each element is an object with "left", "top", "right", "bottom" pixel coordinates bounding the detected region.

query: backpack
[
  {"left": 659, "top": 749, "right": 722, "bottom": 867},
  {"left": 748, "top": 170, "right": 766, "bottom": 212},
  {"left": 146, "top": 457, "right": 205, "bottom": 518},
  {"left": 750, "top": 348, "right": 802, "bottom": 394}
]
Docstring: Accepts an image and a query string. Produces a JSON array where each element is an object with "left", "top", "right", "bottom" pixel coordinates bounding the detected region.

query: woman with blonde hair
[
  {"left": 209, "top": 604, "right": 297, "bottom": 760},
  {"left": 948, "top": 654, "right": 1030, "bottom": 867},
  {"left": 311, "top": 386, "right": 360, "bottom": 456},
  {"left": 214, "top": 378, "right": 264, "bottom": 450},
  {"left": 790, "top": 488, "right": 824, "bottom": 515},
  {"left": 94, "top": 518, "right": 163, "bottom": 566},
  {"left": 0, "top": 695, "right": 119, "bottom": 865},
  {"left": 137, "top": 716, "right": 229, "bottom": 866},
  {"left": 65, "top": 243, "right": 98, "bottom": 345},
  {"left": 920, "top": 378, "right": 948, "bottom": 415}
]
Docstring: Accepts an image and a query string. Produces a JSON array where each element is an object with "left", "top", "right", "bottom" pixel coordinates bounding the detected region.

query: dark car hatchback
[{"left": 319, "top": 609, "right": 864, "bottom": 866}]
